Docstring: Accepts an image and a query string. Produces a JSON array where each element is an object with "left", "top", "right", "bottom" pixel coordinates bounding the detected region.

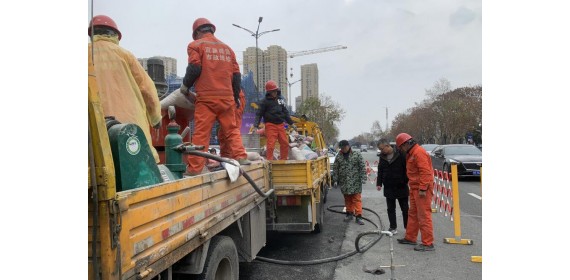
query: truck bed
[
  {"left": 270, "top": 156, "right": 330, "bottom": 195},
  {"left": 88, "top": 162, "right": 269, "bottom": 280},
  {"left": 266, "top": 156, "right": 331, "bottom": 232}
]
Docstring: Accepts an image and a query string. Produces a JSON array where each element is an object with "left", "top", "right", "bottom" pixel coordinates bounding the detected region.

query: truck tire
[{"left": 195, "top": 235, "right": 238, "bottom": 280}]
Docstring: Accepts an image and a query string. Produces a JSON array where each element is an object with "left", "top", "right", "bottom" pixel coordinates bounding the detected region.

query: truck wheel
[{"left": 196, "top": 236, "right": 238, "bottom": 280}]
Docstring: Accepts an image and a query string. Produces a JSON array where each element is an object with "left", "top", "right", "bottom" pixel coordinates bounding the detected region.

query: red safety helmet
[
  {"left": 88, "top": 15, "right": 122, "bottom": 40},
  {"left": 192, "top": 18, "right": 216, "bottom": 40},
  {"left": 395, "top": 133, "right": 413, "bottom": 148},
  {"left": 265, "top": 80, "right": 279, "bottom": 92}
]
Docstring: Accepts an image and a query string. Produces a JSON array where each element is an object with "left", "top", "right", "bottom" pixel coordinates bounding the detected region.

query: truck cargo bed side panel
[{"left": 114, "top": 164, "right": 267, "bottom": 280}]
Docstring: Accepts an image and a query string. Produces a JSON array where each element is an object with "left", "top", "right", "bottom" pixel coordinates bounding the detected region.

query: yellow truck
[
  {"left": 88, "top": 62, "right": 272, "bottom": 280},
  {"left": 265, "top": 116, "right": 332, "bottom": 233}
]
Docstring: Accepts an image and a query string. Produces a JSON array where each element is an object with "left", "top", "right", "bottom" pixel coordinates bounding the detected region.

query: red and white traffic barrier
[{"left": 432, "top": 169, "right": 454, "bottom": 221}]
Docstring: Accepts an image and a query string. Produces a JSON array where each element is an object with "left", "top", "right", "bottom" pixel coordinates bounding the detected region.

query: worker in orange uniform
[
  {"left": 253, "top": 80, "right": 295, "bottom": 160},
  {"left": 88, "top": 15, "right": 162, "bottom": 163},
  {"left": 218, "top": 89, "right": 246, "bottom": 158},
  {"left": 180, "top": 18, "right": 251, "bottom": 175},
  {"left": 395, "top": 133, "right": 435, "bottom": 251}
]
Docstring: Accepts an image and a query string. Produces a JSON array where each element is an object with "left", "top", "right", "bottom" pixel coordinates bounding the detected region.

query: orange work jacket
[
  {"left": 405, "top": 144, "right": 434, "bottom": 191},
  {"left": 187, "top": 33, "right": 240, "bottom": 98}
]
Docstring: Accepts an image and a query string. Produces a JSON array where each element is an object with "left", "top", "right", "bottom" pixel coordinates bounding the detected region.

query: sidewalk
[{"left": 333, "top": 185, "right": 482, "bottom": 280}]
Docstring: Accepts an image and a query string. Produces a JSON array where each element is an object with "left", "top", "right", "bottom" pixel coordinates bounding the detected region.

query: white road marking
[{"left": 468, "top": 193, "right": 482, "bottom": 200}]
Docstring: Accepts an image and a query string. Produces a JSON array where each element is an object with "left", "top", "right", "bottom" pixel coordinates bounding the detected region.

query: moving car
[{"left": 431, "top": 144, "right": 482, "bottom": 178}]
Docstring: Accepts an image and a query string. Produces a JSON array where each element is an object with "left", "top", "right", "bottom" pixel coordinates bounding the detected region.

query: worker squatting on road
[
  {"left": 218, "top": 89, "right": 246, "bottom": 158},
  {"left": 88, "top": 15, "right": 162, "bottom": 163},
  {"left": 253, "top": 80, "right": 295, "bottom": 160},
  {"left": 395, "top": 132, "right": 436, "bottom": 251},
  {"left": 180, "top": 18, "right": 251, "bottom": 175}
]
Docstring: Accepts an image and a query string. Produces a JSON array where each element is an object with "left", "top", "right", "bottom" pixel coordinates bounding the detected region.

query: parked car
[
  {"left": 328, "top": 150, "right": 337, "bottom": 176},
  {"left": 421, "top": 144, "right": 438, "bottom": 156},
  {"left": 360, "top": 145, "right": 368, "bottom": 152},
  {"left": 431, "top": 144, "right": 482, "bottom": 178}
]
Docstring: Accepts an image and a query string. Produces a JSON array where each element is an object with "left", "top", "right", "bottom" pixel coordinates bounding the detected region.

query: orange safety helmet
[
  {"left": 192, "top": 18, "right": 216, "bottom": 40},
  {"left": 395, "top": 133, "right": 413, "bottom": 147},
  {"left": 265, "top": 80, "right": 279, "bottom": 92},
  {"left": 88, "top": 15, "right": 122, "bottom": 40}
]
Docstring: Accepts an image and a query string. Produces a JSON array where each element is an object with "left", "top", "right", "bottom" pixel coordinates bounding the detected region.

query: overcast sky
[{"left": 88, "top": 0, "right": 481, "bottom": 141}]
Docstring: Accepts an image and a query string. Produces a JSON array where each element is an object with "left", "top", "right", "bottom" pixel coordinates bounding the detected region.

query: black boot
[
  {"left": 344, "top": 211, "right": 354, "bottom": 221},
  {"left": 355, "top": 215, "right": 365, "bottom": 225}
]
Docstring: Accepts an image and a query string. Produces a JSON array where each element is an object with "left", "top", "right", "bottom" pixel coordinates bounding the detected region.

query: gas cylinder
[{"left": 164, "top": 107, "right": 186, "bottom": 179}]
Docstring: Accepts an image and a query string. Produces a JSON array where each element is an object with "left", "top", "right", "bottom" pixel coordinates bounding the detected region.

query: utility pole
[
  {"left": 232, "top": 18, "right": 280, "bottom": 94},
  {"left": 286, "top": 68, "right": 300, "bottom": 109},
  {"left": 383, "top": 107, "right": 389, "bottom": 132}
]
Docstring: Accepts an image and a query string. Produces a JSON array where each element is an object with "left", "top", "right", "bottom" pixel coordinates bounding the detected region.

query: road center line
[{"left": 468, "top": 193, "right": 482, "bottom": 200}]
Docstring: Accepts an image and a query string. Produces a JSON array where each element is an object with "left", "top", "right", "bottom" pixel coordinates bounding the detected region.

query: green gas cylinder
[{"left": 164, "top": 120, "right": 186, "bottom": 180}]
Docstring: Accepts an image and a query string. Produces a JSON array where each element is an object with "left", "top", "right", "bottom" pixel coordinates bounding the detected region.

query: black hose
[
  {"left": 185, "top": 148, "right": 386, "bottom": 265},
  {"left": 182, "top": 150, "right": 272, "bottom": 198},
  {"left": 255, "top": 205, "right": 385, "bottom": 266}
]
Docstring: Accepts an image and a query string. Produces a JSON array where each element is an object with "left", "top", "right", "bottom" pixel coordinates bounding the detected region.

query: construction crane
[
  {"left": 286, "top": 45, "right": 347, "bottom": 108},
  {"left": 288, "top": 45, "right": 347, "bottom": 58}
]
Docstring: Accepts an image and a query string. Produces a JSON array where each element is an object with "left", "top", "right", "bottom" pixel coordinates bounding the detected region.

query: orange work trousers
[
  {"left": 343, "top": 193, "right": 363, "bottom": 216},
  {"left": 218, "top": 93, "right": 245, "bottom": 158},
  {"left": 404, "top": 188, "right": 434, "bottom": 245},
  {"left": 187, "top": 97, "right": 247, "bottom": 174},
  {"left": 265, "top": 122, "right": 289, "bottom": 160}
]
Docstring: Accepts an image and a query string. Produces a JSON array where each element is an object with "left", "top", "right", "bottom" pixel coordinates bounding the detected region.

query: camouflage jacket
[{"left": 332, "top": 149, "right": 366, "bottom": 194}]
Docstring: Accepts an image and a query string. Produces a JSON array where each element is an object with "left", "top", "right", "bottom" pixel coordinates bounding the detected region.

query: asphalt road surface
[
  {"left": 239, "top": 179, "right": 350, "bottom": 280},
  {"left": 240, "top": 149, "right": 482, "bottom": 280}
]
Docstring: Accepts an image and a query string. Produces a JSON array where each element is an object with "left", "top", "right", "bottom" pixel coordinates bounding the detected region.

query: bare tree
[
  {"left": 297, "top": 94, "right": 346, "bottom": 145},
  {"left": 425, "top": 77, "right": 452, "bottom": 100},
  {"left": 370, "top": 120, "right": 383, "bottom": 140},
  {"left": 390, "top": 81, "right": 481, "bottom": 145}
]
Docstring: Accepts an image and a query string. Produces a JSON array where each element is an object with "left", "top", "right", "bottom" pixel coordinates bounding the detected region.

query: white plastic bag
[
  {"left": 290, "top": 147, "right": 305, "bottom": 160},
  {"left": 160, "top": 89, "right": 196, "bottom": 110}
]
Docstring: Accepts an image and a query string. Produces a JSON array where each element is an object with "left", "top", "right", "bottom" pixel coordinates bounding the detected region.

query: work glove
[
  {"left": 153, "top": 121, "right": 162, "bottom": 130},
  {"left": 179, "top": 84, "right": 189, "bottom": 95}
]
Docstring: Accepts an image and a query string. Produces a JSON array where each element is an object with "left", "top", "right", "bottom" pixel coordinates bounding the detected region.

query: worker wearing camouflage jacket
[{"left": 332, "top": 140, "right": 367, "bottom": 225}]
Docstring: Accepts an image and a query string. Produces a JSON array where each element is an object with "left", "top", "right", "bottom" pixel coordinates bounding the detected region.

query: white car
[{"left": 327, "top": 151, "right": 337, "bottom": 175}]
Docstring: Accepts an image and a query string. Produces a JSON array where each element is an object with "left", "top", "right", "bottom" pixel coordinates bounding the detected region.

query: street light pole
[
  {"left": 232, "top": 18, "right": 280, "bottom": 94},
  {"left": 286, "top": 71, "right": 300, "bottom": 110}
]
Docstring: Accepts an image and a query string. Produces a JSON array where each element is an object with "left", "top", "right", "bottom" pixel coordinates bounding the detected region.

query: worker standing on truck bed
[
  {"left": 253, "top": 80, "right": 295, "bottom": 160},
  {"left": 180, "top": 17, "right": 251, "bottom": 175},
  {"left": 88, "top": 15, "right": 162, "bottom": 163},
  {"left": 332, "top": 140, "right": 367, "bottom": 225}
]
